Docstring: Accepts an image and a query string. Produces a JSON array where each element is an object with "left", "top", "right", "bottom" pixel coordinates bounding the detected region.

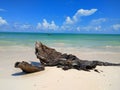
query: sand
[{"left": 0, "top": 46, "right": 120, "bottom": 90}]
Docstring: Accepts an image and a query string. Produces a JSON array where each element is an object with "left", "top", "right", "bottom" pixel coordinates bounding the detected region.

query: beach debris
[
  {"left": 15, "top": 41, "right": 120, "bottom": 73},
  {"left": 35, "top": 41, "right": 120, "bottom": 71},
  {"left": 15, "top": 61, "right": 44, "bottom": 73}
]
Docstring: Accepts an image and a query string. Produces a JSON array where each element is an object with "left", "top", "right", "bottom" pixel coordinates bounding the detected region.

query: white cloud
[
  {"left": 37, "top": 19, "right": 59, "bottom": 30},
  {"left": 13, "top": 23, "right": 32, "bottom": 30},
  {"left": 95, "top": 25, "right": 101, "bottom": 31},
  {"left": 64, "top": 9, "right": 97, "bottom": 25},
  {"left": 75, "top": 9, "right": 97, "bottom": 16},
  {"left": 0, "top": 8, "right": 110, "bottom": 33},
  {"left": 20, "top": 24, "right": 32, "bottom": 29},
  {"left": 62, "top": 9, "right": 98, "bottom": 31},
  {"left": 73, "top": 9, "right": 97, "bottom": 21},
  {"left": 65, "top": 16, "right": 73, "bottom": 24},
  {"left": 42, "top": 19, "right": 50, "bottom": 29},
  {"left": 60, "top": 25, "right": 74, "bottom": 31},
  {"left": 0, "top": 17, "right": 8, "bottom": 26},
  {"left": 91, "top": 18, "right": 106, "bottom": 25},
  {"left": 77, "top": 18, "right": 106, "bottom": 31},
  {"left": 36, "top": 23, "right": 42, "bottom": 29},
  {"left": 49, "top": 21, "right": 59, "bottom": 30},
  {"left": 81, "top": 25, "right": 102, "bottom": 31},
  {"left": 112, "top": 24, "right": 120, "bottom": 30}
]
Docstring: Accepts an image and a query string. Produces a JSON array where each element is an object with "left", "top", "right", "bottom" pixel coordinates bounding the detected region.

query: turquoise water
[{"left": 0, "top": 32, "right": 120, "bottom": 52}]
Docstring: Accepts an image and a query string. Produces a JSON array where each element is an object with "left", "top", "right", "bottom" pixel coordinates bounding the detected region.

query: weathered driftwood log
[
  {"left": 15, "top": 61, "right": 44, "bottom": 73},
  {"left": 15, "top": 41, "right": 120, "bottom": 73},
  {"left": 35, "top": 41, "right": 120, "bottom": 71}
]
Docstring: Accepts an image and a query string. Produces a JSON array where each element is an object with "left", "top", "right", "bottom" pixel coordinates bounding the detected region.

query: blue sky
[{"left": 0, "top": 0, "right": 120, "bottom": 33}]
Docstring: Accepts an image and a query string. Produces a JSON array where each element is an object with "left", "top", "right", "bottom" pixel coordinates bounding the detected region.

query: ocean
[{"left": 0, "top": 32, "right": 120, "bottom": 52}]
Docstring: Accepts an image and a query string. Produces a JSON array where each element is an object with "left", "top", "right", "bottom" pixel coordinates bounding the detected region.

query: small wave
[
  {"left": 105, "top": 45, "right": 120, "bottom": 48},
  {"left": 106, "top": 45, "right": 112, "bottom": 48},
  {"left": 53, "top": 42, "right": 65, "bottom": 46}
]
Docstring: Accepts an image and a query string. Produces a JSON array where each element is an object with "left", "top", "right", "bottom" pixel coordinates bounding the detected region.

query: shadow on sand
[{"left": 12, "top": 72, "right": 26, "bottom": 76}]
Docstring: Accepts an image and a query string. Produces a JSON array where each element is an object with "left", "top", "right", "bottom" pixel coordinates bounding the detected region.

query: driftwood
[
  {"left": 15, "top": 61, "right": 44, "bottom": 73},
  {"left": 35, "top": 42, "right": 120, "bottom": 71},
  {"left": 15, "top": 41, "right": 120, "bottom": 73}
]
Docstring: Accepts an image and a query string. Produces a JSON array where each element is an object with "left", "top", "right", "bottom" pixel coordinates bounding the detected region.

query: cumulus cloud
[
  {"left": 0, "top": 8, "right": 113, "bottom": 33},
  {"left": 62, "top": 9, "right": 98, "bottom": 31},
  {"left": 36, "top": 23, "right": 42, "bottom": 29},
  {"left": 75, "top": 9, "right": 97, "bottom": 16},
  {"left": 65, "top": 16, "right": 73, "bottom": 24},
  {"left": 50, "top": 21, "right": 59, "bottom": 30},
  {"left": 73, "top": 9, "right": 97, "bottom": 21},
  {"left": 36, "top": 19, "right": 59, "bottom": 30},
  {"left": 42, "top": 19, "right": 50, "bottom": 29},
  {"left": 112, "top": 24, "right": 120, "bottom": 30},
  {"left": 0, "top": 17, "right": 8, "bottom": 26},
  {"left": 64, "top": 9, "right": 97, "bottom": 25}
]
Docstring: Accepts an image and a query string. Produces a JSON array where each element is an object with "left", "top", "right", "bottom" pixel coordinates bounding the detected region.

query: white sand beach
[{"left": 0, "top": 46, "right": 120, "bottom": 90}]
